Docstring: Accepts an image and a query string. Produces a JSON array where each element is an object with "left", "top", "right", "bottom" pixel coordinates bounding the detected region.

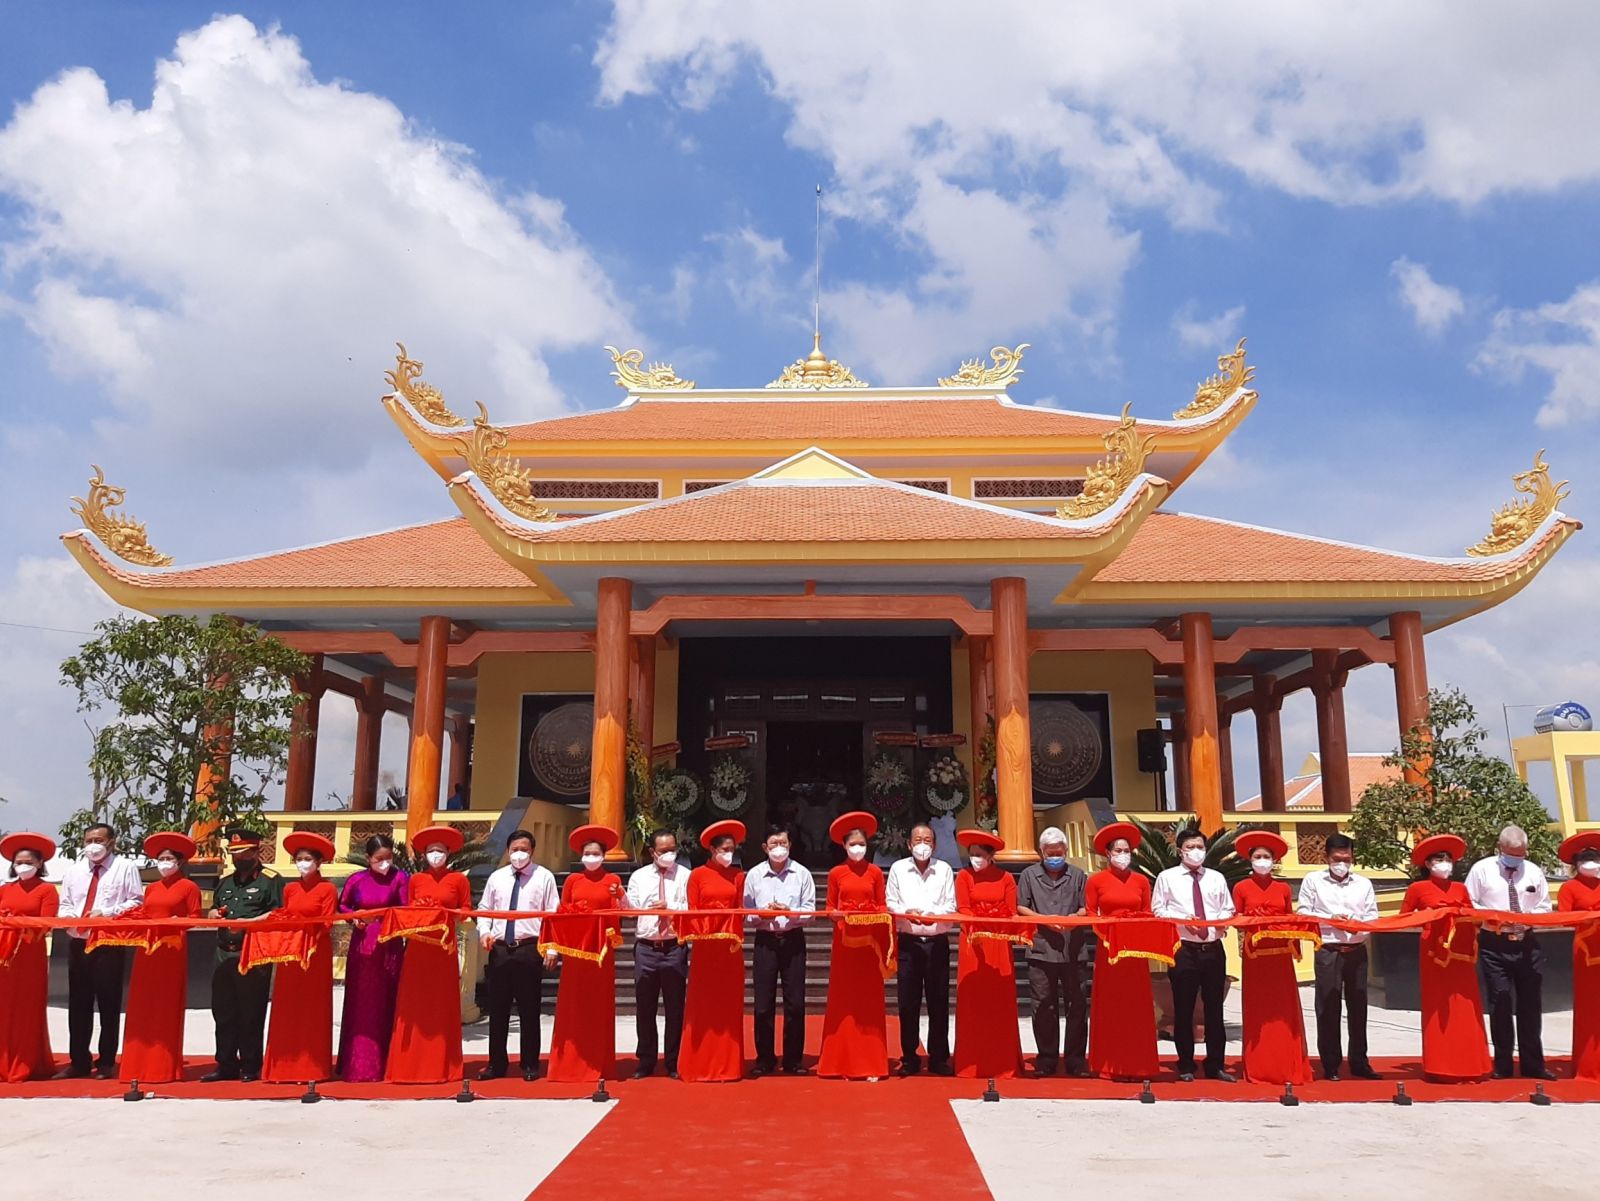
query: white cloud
[
  {"left": 1390, "top": 257, "right": 1464, "bottom": 333},
  {"left": 1476, "top": 281, "right": 1600, "bottom": 427},
  {"left": 1173, "top": 304, "right": 1246, "bottom": 352}
]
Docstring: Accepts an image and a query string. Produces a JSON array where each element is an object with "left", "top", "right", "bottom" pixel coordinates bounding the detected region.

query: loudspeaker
[{"left": 1136, "top": 727, "right": 1168, "bottom": 774}]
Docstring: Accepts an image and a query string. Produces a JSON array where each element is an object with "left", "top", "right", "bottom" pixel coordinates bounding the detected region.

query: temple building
[{"left": 62, "top": 336, "right": 1580, "bottom": 873}]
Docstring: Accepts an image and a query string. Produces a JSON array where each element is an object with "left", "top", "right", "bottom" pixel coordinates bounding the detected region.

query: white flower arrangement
[
  {"left": 922, "top": 753, "right": 969, "bottom": 815},
  {"left": 652, "top": 766, "right": 703, "bottom": 818},
  {"left": 708, "top": 755, "right": 752, "bottom": 814},
  {"left": 866, "top": 750, "right": 911, "bottom": 814}
]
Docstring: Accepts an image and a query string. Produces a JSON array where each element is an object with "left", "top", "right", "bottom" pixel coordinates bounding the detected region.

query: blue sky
[{"left": 1, "top": 3, "right": 1596, "bottom": 835}]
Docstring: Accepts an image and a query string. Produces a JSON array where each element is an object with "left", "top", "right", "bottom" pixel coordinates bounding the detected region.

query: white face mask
[
  {"left": 713, "top": 849, "right": 735, "bottom": 868},
  {"left": 1108, "top": 851, "right": 1132, "bottom": 871},
  {"left": 371, "top": 858, "right": 392, "bottom": 875},
  {"left": 654, "top": 850, "right": 677, "bottom": 869},
  {"left": 1251, "top": 857, "right": 1274, "bottom": 875},
  {"left": 508, "top": 850, "right": 532, "bottom": 870},
  {"left": 910, "top": 842, "right": 934, "bottom": 862},
  {"left": 581, "top": 853, "right": 604, "bottom": 870},
  {"left": 156, "top": 858, "right": 181, "bottom": 877},
  {"left": 1578, "top": 860, "right": 1600, "bottom": 877},
  {"left": 84, "top": 843, "right": 109, "bottom": 863},
  {"left": 426, "top": 850, "right": 448, "bottom": 869},
  {"left": 14, "top": 862, "right": 38, "bottom": 879},
  {"left": 969, "top": 855, "right": 990, "bottom": 872},
  {"left": 1181, "top": 846, "right": 1206, "bottom": 868},
  {"left": 1430, "top": 859, "right": 1454, "bottom": 878},
  {"left": 767, "top": 845, "right": 790, "bottom": 865},
  {"left": 1329, "top": 861, "right": 1351, "bottom": 879},
  {"left": 295, "top": 858, "right": 318, "bottom": 876},
  {"left": 846, "top": 844, "right": 867, "bottom": 861}
]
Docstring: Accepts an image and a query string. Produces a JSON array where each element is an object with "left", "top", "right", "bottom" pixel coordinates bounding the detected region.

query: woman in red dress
[
  {"left": 259, "top": 832, "right": 339, "bottom": 1082},
  {"left": 954, "top": 829, "right": 1028, "bottom": 1079},
  {"left": 1084, "top": 822, "right": 1162, "bottom": 1081},
  {"left": 542, "top": 824, "right": 625, "bottom": 1082},
  {"left": 0, "top": 833, "right": 59, "bottom": 1082},
  {"left": 387, "top": 825, "right": 472, "bottom": 1083},
  {"left": 112, "top": 832, "right": 202, "bottom": 1084},
  {"left": 680, "top": 819, "right": 746, "bottom": 1082},
  {"left": 1400, "top": 833, "right": 1491, "bottom": 1082},
  {"left": 819, "top": 811, "right": 893, "bottom": 1079},
  {"left": 1557, "top": 832, "right": 1600, "bottom": 1081},
  {"left": 1231, "top": 831, "right": 1313, "bottom": 1085}
]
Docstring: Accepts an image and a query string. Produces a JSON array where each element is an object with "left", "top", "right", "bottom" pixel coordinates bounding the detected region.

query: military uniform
[{"left": 210, "top": 852, "right": 282, "bottom": 1080}]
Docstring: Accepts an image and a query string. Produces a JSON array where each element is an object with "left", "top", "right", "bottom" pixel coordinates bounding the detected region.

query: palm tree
[{"left": 1125, "top": 813, "right": 1254, "bottom": 888}]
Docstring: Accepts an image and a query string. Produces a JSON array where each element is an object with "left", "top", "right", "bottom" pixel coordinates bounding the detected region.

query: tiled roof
[{"left": 1236, "top": 754, "right": 1399, "bottom": 811}]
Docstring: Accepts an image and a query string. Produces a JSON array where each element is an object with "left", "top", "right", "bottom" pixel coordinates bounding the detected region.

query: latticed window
[
  {"left": 974, "top": 478, "right": 1085, "bottom": 499},
  {"left": 684, "top": 480, "right": 733, "bottom": 493},
  {"left": 529, "top": 479, "right": 660, "bottom": 499},
  {"left": 894, "top": 479, "right": 949, "bottom": 493}
]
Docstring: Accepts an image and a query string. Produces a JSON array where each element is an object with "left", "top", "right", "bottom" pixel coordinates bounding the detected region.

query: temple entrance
[{"left": 765, "top": 720, "right": 862, "bottom": 864}]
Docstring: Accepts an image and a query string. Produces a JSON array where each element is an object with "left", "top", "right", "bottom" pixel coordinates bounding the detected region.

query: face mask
[
  {"left": 1181, "top": 846, "right": 1206, "bottom": 868},
  {"left": 910, "top": 843, "right": 934, "bottom": 862},
  {"left": 1430, "top": 859, "right": 1453, "bottom": 878},
  {"left": 714, "top": 849, "right": 735, "bottom": 868},
  {"left": 1499, "top": 852, "right": 1524, "bottom": 870},
  {"left": 1251, "top": 857, "right": 1274, "bottom": 875},
  {"left": 969, "top": 855, "right": 990, "bottom": 872},
  {"left": 295, "top": 858, "right": 317, "bottom": 876},
  {"left": 654, "top": 850, "right": 677, "bottom": 868},
  {"left": 84, "top": 843, "right": 109, "bottom": 863},
  {"left": 371, "top": 859, "right": 392, "bottom": 875},
  {"left": 1043, "top": 855, "right": 1066, "bottom": 871},
  {"left": 156, "top": 858, "right": 181, "bottom": 877},
  {"left": 426, "top": 850, "right": 448, "bottom": 869},
  {"left": 14, "top": 863, "right": 38, "bottom": 879},
  {"left": 508, "top": 850, "right": 531, "bottom": 870},
  {"left": 768, "top": 846, "right": 790, "bottom": 865},
  {"left": 1580, "top": 861, "right": 1600, "bottom": 878},
  {"left": 1329, "top": 861, "right": 1351, "bottom": 879},
  {"left": 581, "top": 853, "right": 604, "bottom": 870},
  {"left": 846, "top": 844, "right": 867, "bottom": 861},
  {"left": 1108, "top": 851, "right": 1132, "bottom": 871}
]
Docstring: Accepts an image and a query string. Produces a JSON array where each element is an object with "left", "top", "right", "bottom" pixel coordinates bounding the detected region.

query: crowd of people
[{"left": 0, "top": 814, "right": 1597, "bottom": 1087}]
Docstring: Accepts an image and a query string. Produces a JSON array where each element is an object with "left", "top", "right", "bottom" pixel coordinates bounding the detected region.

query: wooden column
[
  {"left": 631, "top": 635, "right": 657, "bottom": 750},
  {"left": 1390, "top": 610, "right": 1431, "bottom": 785},
  {"left": 991, "top": 578, "right": 1036, "bottom": 864},
  {"left": 283, "top": 654, "right": 324, "bottom": 813},
  {"left": 1312, "top": 649, "right": 1352, "bottom": 813},
  {"left": 1181, "top": 613, "right": 1224, "bottom": 834},
  {"left": 1171, "top": 712, "right": 1192, "bottom": 811},
  {"left": 966, "top": 635, "right": 990, "bottom": 753},
  {"left": 190, "top": 672, "right": 234, "bottom": 854},
  {"left": 351, "top": 676, "right": 384, "bottom": 812},
  {"left": 1253, "top": 676, "right": 1286, "bottom": 812},
  {"left": 591, "top": 578, "right": 632, "bottom": 859},
  {"left": 404, "top": 616, "right": 451, "bottom": 845},
  {"left": 447, "top": 714, "right": 472, "bottom": 798},
  {"left": 1218, "top": 706, "right": 1236, "bottom": 812}
]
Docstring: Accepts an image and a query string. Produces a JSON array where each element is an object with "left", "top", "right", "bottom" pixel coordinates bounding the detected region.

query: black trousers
[
  {"left": 1312, "top": 943, "right": 1370, "bottom": 1075},
  {"left": 212, "top": 956, "right": 272, "bottom": 1075},
  {"left": 1478, "top": 933, "right": 1545, "bottom": 1075},
  {"left": 67, "top": 938, "right": 127, "bottom": 1071},
  {"left": 1027, "top": 957, "right": 1090, "bottom": 1071},
  {"left": 1168, "top": 941, "right": 1227, "bottom": 1075},
  {"left": 753, "top": 930, "right": 807, "bottom": 1069},
  {"left": 896, "top": 932, "right": 951, "bottom": 1069},
  {"left": 634, "top": 938, "right": 689, "bottom": 1071},
  {"left": 485, "top": 940, "right": 545, "bottom": 1072}
]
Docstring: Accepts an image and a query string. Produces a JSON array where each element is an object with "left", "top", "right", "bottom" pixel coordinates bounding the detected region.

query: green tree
[
  {"left": 59, "top": 614, "right": 310, "bottom": 857},
  {"left": 1349, "top": 685, "right": 1558, "bottom": 873}
]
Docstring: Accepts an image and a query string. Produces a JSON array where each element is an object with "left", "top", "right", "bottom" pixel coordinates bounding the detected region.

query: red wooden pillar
[
  {"left": 404, "top": 616, "right": 451, "bottom": 845},
  {"left": 1312, "top": 649, "right": 1352, "bottom": 813},
  {"left": 967, "top": 635, "right": 991, "bottom": 755},
  {"left": 283, "top": 654, "right": 324, "bottom": 813},
  {"left": 991, "top": 578, "right": 1037, "bottom": 864},
  {"left": 1390, "top": 610, "right": 1432, "bottom": 785},
  {"left": 631, "top": 635, "right": 657, "bottom": 749},
  {"left": 351, "top": 676, "right": 384, "bottom": 812},
  {"left": 591, "top": 578, "right": 632, "bottom": 859},
  {"left": 190, "top": 672, "right": 234, "bottom": 854},
  {"left": 1253, "top": 676, "right": 1287, "bottom": 812},
  {"left": 447, "top": 714, "right": 472, "bottom": 799},
  {"left": 1181, "top": 613, "right": 1224, "bottom": 834},
  {"left": 1218, "top": 706, "right": 1236, "bottom": 812}
]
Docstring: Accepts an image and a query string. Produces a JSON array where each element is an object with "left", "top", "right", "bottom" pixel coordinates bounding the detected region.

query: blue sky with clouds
[{"left": 1, "top": 3, "right": 1596, "bottom": 836}]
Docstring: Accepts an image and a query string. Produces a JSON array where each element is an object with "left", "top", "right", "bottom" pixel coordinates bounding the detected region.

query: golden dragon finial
[
  {"left": 71, "top": 466, "right": 173, "bottom": 567},
  {"left": 454, "top": 402, "right": 555, "bottom": 523},
  {"left": 767, "top": 333, "right": 868, "bottom": 389},
  {"left": 605, "top": 346, "right": 694, "bottom": 391},
  {"left": 1056, "top": 405, "right": 1157, "bottom": 520},
  {"left": 1466, "top": 450, "right": 1570, "bottom": 556},
  {"left": 939, "top": 344, "right": 1029, "bottom": 388},
  {"left": 1174, "top": 337, "right": 1257, "bottom": 420},
  {"left": 385, "top": 343, "right": 467, "bottom": 427}
]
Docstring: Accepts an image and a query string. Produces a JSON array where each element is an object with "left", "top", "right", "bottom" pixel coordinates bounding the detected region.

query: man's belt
[
  {"left": 1321, "top": 942, "right": 1366, "bottom": 953},
  {"left": 638, "top": 936, "right": 681, "bottom": 947}
]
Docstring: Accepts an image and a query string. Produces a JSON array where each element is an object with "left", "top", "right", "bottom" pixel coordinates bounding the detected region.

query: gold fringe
[
  {"left": 377, "top": 921, "right": 452, "bottom": 947},
  {"left": 1106, "top": 945, "right": 1179, "bottom": 968},
  {"left": 839, "top": 911, "right": 898, "bottom": 978},
  {"left": 536, "top": 940, "right": 613, "bottom": 965}
]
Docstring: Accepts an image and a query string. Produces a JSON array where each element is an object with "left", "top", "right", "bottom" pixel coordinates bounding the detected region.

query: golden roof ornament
[
  {"left": 605, "top": 346, "right": 694, "bottom": 391},
  {"left": 71, "top": 465, "right": 173, "bottom": 567},
  {"left": 767, "top": 333, "right": 868, "bottom": 389},
  {"left": 939, "top": 344, "right": 1029, "bottom": 388},
  {"left": 385, "top": 343, "right": 467, "bottom": 427},
  {"left": 1466, "top": 450, "right": 1569, "bottom": 557},
  {"left": 1056, "top": 404, "right": 1157, "bottom": 520},
  {"left": 454, "top": 402, "right": 555, "bottom": 523},
  {"left": 1174, "top": 337, "right": 1257, "bottom": 420}
]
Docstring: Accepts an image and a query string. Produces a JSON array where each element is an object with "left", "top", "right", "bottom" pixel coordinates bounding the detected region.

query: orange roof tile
[{"left": 1237, "top": 754, "right": 1400, "bottom": 811}]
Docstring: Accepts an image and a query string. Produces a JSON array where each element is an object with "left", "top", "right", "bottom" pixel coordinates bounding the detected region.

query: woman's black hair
[{"left": 364, "top": 833, "right": 396, "bottom": 857}]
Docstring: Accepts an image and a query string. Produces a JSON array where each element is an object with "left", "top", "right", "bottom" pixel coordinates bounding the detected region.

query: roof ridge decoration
[
  {"left": 767, "top": 333, "right": 868, "bottom": 389},
  {"left": 605, "top": 346, "right": 694, "bottom": 391},
  {"left": 938, "top": 344, "right": 1029, "bottom": 389},
  {"left": 1056, "top": 404, "right": 1157, "bottom": 520},
  {"left": 71, "top": 465, "right": 173, "bottom": 567},
  {"left": 385, "top": 343, "right": 467, "bottom": 427},
  {"left": 456, "top": 403, "right": 556, "bottom": 522},
  {"left": 1466, "top": 449, "right": 1570, "bottom": 557},
  {"left": 1174, "top": 337, "right": 1257, "bottom": 420}
]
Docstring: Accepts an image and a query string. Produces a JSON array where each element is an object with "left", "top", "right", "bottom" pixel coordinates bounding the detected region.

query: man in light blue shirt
[{"left": 743, "top": 824, "right": 815, "bottom": 1074}]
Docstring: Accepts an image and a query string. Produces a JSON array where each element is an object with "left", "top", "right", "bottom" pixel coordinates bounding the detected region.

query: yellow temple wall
[{"left": 1030, "top": 649, "right": 1160, "bottom": 812}]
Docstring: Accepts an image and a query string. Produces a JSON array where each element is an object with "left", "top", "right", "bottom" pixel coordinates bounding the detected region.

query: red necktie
[
  {"left": 84, "top": 862, "right": 103, "bottom": 917},
  {"left": 1190, "top": 869, "right": 1208, "bottom": 940}
]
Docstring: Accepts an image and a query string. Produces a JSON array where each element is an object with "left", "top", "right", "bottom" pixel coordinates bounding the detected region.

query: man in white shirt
[
  {"left": 885, "top": 822, "right": 957, "bottom": 1076},
  {"left": 57, "top": 822, "right": 144, "bottom": 1078},
  {"left": 743, "top": 824, "right": 815, "bottom": 1075},
  {"left": 1466, "top": 825, "right": 1555, "bottom": 1080},
  {"left": 1296, "top": 833, "right": 1381, "bottom": 1080},
  {"left": 476, "top": 829, "right": 560, "bottom": 1081},
  {"left": 626, "top": 829, "right": 691, "bottom": 1079},
  {"left": 1152, "top": 826, "right": 1237, "bottom": 1082}
]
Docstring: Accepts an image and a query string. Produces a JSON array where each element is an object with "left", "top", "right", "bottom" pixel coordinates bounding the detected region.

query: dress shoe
[
  {"left": 522, "top": 1066, "right": 541, "bottom": 1082},
  {"left": 93, "top": 1066, "right": 117, "bottom": 1080},
  {"left": 667, "top": 1070, "right": 681, "bottom": 1080},
  {"left": 783, "top": 1064, "right": 811, "bottom": 1076},
  {"left": 1177, "top": 1072, "right": 1197, "bottom": 1082},
  {"left": 201, "top": 1069, "right": 240, "bottom": 1083},
  {"left": 1206, "top": 1070, "right": 1237, "bottom": 1083},
  {"left": 895, "top": 1061, "right": 920, "bottom": 1078},
  {"left": 750, "top": 1063, "right": 775, "bottom": 1078},
  {"left": 476, "top": 1066, "right": 506, "bottom": 1081},
  {"left": 1033, "top": 1059, "right": 1059, "bottom": 1077},
  {"left": 1064, "top": 1063, "right": 1090, "bottom": 1078},
  {"left": 1349, "top": 1065, "right": 1381, "bottom": 1080},
  {"left": 1492, "top": 1069, "right": 1511, "bottom": 1080},
  {"left": 1323, "top": 1072, "right": 1341, "bottom": 1082},
  {"left": 930, "top": 1063, "right": 954, "bottom": 1077},
  {"left": 57, "top": 1065, "right": 92, "bottom": 1080},
  {"left": 1522, "top": 1068, "right": 1559, "bottom": 1081},
  {"left": 630, "top": 1067, "right": 654, "bottom": 1080},
  {"left": 239, "top": 1072, "right": 259, "bottom": 1083}
]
